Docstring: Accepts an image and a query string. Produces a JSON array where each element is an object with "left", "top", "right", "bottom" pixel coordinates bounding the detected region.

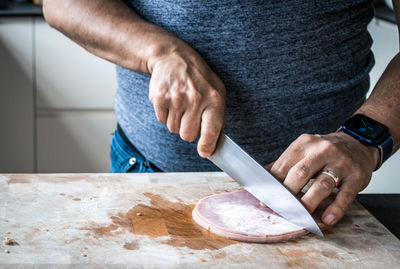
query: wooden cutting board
[{"left": 0, "top": 172, "right": 399, "bottom": 268}]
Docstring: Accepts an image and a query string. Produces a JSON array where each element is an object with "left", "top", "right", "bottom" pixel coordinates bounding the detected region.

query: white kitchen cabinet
[
  {"left": 35, "top": 18, "right": 118, "bottom": 173},
  {"left": 35, "top": 18, "right": 117, "bottom": 109},
  {"left": 37, "top": 111, "right": 116, "bottom": 173},
  {"left": 363, "top": 19, "right": 400, "bottom": 193},
  {"left": 0, "top": 18, "right": 34, "bottom": 173}
]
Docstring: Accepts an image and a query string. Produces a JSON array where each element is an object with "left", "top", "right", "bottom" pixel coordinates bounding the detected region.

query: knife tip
[{"left": 311, "top": 228, "right": 324, "bottom": 237}]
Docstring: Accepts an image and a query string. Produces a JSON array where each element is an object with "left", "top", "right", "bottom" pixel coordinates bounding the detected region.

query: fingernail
[
  {"left": 324, "top": 214, "right": 336, "bottom": 225},
  {"left": 199, "top": 150, "right": 210, "bottom": 158}
]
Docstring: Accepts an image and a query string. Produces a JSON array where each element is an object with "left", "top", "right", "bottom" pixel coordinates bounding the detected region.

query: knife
[{"left": 208, "top": 133, "right": 323, "bottom": 237}]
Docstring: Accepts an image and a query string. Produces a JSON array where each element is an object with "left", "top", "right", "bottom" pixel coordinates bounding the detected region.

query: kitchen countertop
[
  {"left": 0, "top": 173, "right": 399, "bottom": 268},
  {"left": 356, "top": 194, "right": 400, "bottom": 240}
]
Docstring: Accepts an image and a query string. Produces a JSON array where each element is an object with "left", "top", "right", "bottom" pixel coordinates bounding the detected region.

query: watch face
[{"left": 344, "top": 114, "right": 388, "bottom": 142}]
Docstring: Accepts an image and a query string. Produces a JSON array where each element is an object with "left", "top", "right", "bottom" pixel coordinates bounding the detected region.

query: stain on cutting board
[
  {"left": 123, "top": 241, "right": 139, "bottom": 250},
  {"left": 82, "top": 192, "right": 239, "bottom": 250}
]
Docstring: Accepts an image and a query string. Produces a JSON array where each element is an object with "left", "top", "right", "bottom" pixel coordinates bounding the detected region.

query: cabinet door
[
  {"left": 364, "top": 19, "right": 400, "bottom": 193},
  {"left": 35, "top": 18, "right": 117, "bottom": 109},
  {"left": 37, "top": 111, "right": 116, "bottom": 173},
  {"left": 0, "top": 18, "right": 34, "bottom": 173},
  {"left": 35, "top": 18, "right": 118, "bottom": 173}
]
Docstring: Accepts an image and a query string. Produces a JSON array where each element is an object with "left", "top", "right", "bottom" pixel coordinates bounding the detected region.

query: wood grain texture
[{"left": 0, "top": 173, "right": 399, "bottom": 268}]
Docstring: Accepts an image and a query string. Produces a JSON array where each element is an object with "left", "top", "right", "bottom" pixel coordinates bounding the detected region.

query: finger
[
  {"left": 197, "top": 106, "right": 224, "bottom": 158},
  {"left": 166, "top": 110, "right": 183, "bottom": 134},
  {"left": 270, "top": 151, "right": 299, "bottom": 182},
  {"left": 283, "top": 154, "right": 327, "bottom": 194},
  {"left": 270, "top": 134, "right": 314, "bottom": 182},
  {"left": 149, "top": 87, "right": 169, "bottom": 124},
  {"left": 179, "top": 109, "right": 201, "bottom": 142},
  {"left": 264, "top": 162, "right": 275, "bottom": 171},
  {"left": 321, "top": 179, "right": 358, "bottom": 226},
  {"left": 301, "top": 168, "right": 340, "bottom": 212},
  {"left": 153, "top": 104, "right": 168, "bottom": 124}
]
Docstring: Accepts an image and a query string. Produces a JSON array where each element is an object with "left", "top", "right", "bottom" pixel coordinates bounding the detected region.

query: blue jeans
[{"left": 109, "top": 128, "right": 162, "bottom": 173}]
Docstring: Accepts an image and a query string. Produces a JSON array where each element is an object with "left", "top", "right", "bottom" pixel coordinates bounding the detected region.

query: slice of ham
[{"left": 192, "top": 190, "right": 325, "bottom": 243}]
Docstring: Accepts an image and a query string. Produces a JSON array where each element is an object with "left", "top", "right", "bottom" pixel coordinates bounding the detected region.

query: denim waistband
[{"left": 115, "top": 124, "right": 162, "bottom": 172}]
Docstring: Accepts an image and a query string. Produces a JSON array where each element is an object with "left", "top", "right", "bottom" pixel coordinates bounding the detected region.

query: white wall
[{"left": 362, "top": 19, "right": 399, "bottom": 193}]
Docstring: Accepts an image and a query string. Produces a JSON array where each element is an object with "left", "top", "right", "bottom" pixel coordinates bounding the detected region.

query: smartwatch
[{"left": 340, "top": 114, "right": 393, "bottom": 170}]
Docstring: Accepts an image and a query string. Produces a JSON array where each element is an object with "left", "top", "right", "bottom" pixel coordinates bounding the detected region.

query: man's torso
[{"left": 115, "top": 0, "right": 374, "bottom": 171}]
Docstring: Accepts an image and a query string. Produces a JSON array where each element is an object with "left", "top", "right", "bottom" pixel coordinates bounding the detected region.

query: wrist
[
  {"left": 146, "top": 36, "right": 190, "bottom": 73},
  {"left": 338, "top": 130, "right": 380, "bottom": 172},
  {"left": 365, "top": 142, "right": 381, "bottom": 171},
  {"left": 340, "top": 113, "right": 394, "bottom": 170}
]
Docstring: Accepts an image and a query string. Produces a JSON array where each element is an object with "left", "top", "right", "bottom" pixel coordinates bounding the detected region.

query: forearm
[
  {"left": 44, "top": 0, "right": 226, "bottom": 157},
  {"left": 43, "top": 0, "right": 184, "bottom": 73},
  {"left": 355, "top": 53, "right": 400, "bottom": 154}
]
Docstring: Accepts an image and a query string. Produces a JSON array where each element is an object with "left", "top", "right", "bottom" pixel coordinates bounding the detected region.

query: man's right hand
[
  {"left": 148, "top": 46, "right": 226, "bottom": 158},
  {"left": 43, "top": 0, "right": 226, "bottom": 157}
]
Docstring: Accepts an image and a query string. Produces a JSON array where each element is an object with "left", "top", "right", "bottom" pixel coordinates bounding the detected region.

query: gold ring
[{"left": 321, "top": 170, "right": 340, "bottom": 187}]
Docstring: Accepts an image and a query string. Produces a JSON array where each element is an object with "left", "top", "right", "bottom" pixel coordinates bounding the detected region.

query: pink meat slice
[{"left": 192, "top": 190, "right": 324, "bottom": 243}]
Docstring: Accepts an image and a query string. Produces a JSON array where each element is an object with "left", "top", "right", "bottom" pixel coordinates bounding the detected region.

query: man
[{"left": 43, "top": 0, "right": 400, "bottom": 227}]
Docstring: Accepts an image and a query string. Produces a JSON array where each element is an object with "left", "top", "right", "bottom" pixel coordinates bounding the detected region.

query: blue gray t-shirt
[{"left": 115, "top": 0, "right": 374, "bottom": 172}]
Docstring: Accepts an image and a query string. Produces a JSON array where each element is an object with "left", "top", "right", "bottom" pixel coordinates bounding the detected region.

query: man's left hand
[{"left": 268, "top": 132, "right": 379, "bottom": 226}]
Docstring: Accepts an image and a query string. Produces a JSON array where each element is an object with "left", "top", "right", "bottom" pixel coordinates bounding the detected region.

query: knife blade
[{"left": 208, "top": 133, "right": 323, "bottom": 237}]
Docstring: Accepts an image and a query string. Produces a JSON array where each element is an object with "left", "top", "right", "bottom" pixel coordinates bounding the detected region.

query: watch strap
[{"left": 380, "top": 134, "right": 393, "bottom": 165}]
